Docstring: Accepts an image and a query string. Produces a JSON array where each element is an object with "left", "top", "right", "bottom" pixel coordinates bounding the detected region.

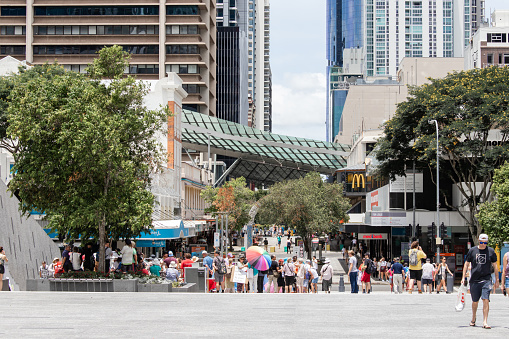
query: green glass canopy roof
[{"left": 181, "top": 110, "right": 350, "bottom": 184}]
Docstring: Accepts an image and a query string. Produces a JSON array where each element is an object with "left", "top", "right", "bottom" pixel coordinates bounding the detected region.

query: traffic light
[
  {"left": 416, "top": 224, "right": 421, "bottom": 238},
  {"left": 405, "top": 224, "right": 412, "bottom": 237},
  {"left": 440, "top": 222, "right": 447, "bottom": 238},
  {"left": 430, "top": 222, "right": 436, "bottom": 238}
]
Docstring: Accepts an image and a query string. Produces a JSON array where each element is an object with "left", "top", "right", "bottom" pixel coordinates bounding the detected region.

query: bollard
[
  {"left": 338, "top": 275, "right": 345, "bottom": 292},
  {"left": 446, "top": 273, "right": 454, "bottom": 294}
]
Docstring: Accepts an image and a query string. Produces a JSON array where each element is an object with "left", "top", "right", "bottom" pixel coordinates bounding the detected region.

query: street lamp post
[{"left": 428, "top": 119, "right": 440, "bottom": 263}]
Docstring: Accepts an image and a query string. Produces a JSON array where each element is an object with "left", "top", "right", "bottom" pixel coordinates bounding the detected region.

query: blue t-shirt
[
  {"left": 203, "top": 256, "right": 213, "bottom": 272},
  {"left": 392, "top": 262, "right": 404, "bottom": 274},
  {"left": 149, "top": 265, "right": 161, "bottom": 277}
]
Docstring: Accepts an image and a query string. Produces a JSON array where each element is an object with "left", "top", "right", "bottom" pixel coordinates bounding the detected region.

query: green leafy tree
[
  {"left": 257, "top": 172, "right": 350, "bottom": 258},
  {"left": 201, "top": 177, "right": 255, "bottom": 249},
  {"left": 0, "top": 64, "right": 66, "bottom": 153},
  {"left": 478, "top": 161, "right": 509, "bottom": 246},
  {"left": 375, "top": 67, "right": 509, "bottom": 244},
  {"left": 7, "top": 46, "right": 169, "bottom": 272}
]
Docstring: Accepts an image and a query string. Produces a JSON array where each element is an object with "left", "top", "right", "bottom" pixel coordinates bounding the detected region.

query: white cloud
[{"left": 271, "top": 72, "right": 327, "bottom": 141}]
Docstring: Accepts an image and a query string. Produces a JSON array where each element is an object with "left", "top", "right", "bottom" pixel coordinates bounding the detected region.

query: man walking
[
  {"left": 421, "top": 258, "right": 434, "bottom": 293},
  {"left": 462, "top": 234, "right": 498, "bottom": 329},
  {"left": 266, "top": 255, "right": 279, "bottom": 293},
  {"left": 347, "top": 250, "right": 359, "bottom": 293},
  {"left": 213, "top": 250, "right": 226, "bottom": 293},
  {"left": 391, "top": 257, "right": 404, "bottom": 294},
  {"left": 408, "top": 241, "right": 426, "bottom": 293}
]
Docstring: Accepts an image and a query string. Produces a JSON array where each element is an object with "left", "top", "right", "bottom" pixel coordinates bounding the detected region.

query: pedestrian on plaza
[
  {"left": 37, "top": 260, "right": 49, "bottom": 279},
  {"left": 236, "top": 256, "right": 248, "bottom": 293},
  {"left": 263, "top": 238, "right": 269, "bottom": 252},
  {"left": 83, "top": 243, "right": 94, "bottom": 271},
  {"left": 277, "top": 235, "right": 281, "bottom": 249},
  {"left": 379, "top": 257, "right": 388, "bottom": 281},
  {"left": 408, "top": 241, "right": 426, "bottom": 294},
  {"left": 320, "top": 258, "right": 333, "bottom": 293},
  {"left": 286, "top": 237, "right": 292, "bottom": 254},
  {"left": 372, "top": 257, "right": 378, "bottom": 279},
  {"left": 0, "top": 247, "right": 7, "bottom": 290},
  {"left": 277, "top": 259, "right": 285, "bottom": 293},
  {"left": 266, "top": 255, "right": 279, "bottom": 293},
  {"left": 120, "top": 239, "right": 135, "bottom": 272},
  {"left": 309, "top": 262, "right": 319, "bottom": 293},
  {"left": 213, "top": 250, "right": 226, "bottom": 293},
  {"left": 421, "top": 258, "right": 434, "bottom": 294},
  {"left": 202, "top": 250, "right": 213, "bottom": 278},
  {"left": 61, "top": 245, "right": 72, "bottom": 273},
  {"left": 71, "top": 246, "right": 82, "bottom": 271},
  {"left": 181, "top": 253, "right": 194, "bottom": 280},
  {"left": 247, "top": 261, "right": 259, "bottom": 293},
  {"left": 303, "top": 259, "right": 312, "bottom": 293},
  {"left": 391, "top": 257, "right": 404, "bottom": 294},
  {"left": 166, "top": 261, "right": 179, "bottom": 282},
  {"left": 347, "top": 250, "right": 359, "bottom": 293},
  {"left": 149, "top": 259, "right": 161, "bottom": 277},
  {"left": 312, "top": 256, "right": 318, "bottom": 271},
  {"left": 361, "top": 252, "right": 372, "bottom": 294},
  {"left": 501, "top": 251, "right": 509, "bottom": 296},
  {"left": 104, "top": 242, "right": 113, "bottom": 273},
  {"left": 48, "top": 258, "right": 60, "bottom": 277},
  {"left": 257, "top": 265, "right": 268, "bottom": 293},
  {"left": 435, "top": 257, "right": 453, "bottom": 294},
  {"left": 164, "top": 251, "right": 178, "bottom": 268},
  {"left": 224, "top": 253, "right": 235, "bottom": 293},
  {"left": 283, "top": 257, "right": 296, "bottom": 293},
  {"left": 462, "top": 234, "right": 499, "bottom": 329}
]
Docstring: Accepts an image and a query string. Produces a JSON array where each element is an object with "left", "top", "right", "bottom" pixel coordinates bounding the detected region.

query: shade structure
[{"left": 245, "top": 246, "right": 271, "bottom": 271}]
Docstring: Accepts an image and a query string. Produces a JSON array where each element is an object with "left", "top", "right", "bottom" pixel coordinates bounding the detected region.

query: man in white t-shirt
[{"left": 421, "top": 258, "right": 434, "bottom": 293}]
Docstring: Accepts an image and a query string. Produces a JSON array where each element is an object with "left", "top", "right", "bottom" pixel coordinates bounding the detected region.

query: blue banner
[{"left": 135, "top": 240, "right": 166, "bottom": 248}]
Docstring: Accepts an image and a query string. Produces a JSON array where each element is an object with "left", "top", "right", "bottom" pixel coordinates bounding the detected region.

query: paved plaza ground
[{"left": 1, "top": 291, "right": 507, "bottom": 338}]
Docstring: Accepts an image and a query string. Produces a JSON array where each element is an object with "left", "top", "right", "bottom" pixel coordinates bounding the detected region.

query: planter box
[
  {"left": 113, "top": 279, "right": 139, "bottom": 292},
  {"left": 138, "top": 283, "right": 172, "bottom": 292},
  {"left": 26, "top": 279, "right": 51, "bottom": 291},
  {"left": 171, "top": 283, "right": 198, "bottom": 293},
  {"left": 2, "top": 279, "right": 10, "bottom": 291},
  {"left": 48, "top": 278, "right": 114, "bottom": 292}
]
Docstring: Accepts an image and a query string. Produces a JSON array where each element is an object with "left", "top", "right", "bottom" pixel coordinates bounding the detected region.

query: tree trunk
[
  {"left": 98, "top": 217, "right": 106, "bottom": 273},
  {"left": 304, "top": 235, "right": 312, "bottom": 260}
]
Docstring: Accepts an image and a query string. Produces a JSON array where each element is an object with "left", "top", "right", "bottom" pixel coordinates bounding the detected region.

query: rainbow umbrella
[{"left": 245, "top": 246, "right": 271, "bottom": 271}]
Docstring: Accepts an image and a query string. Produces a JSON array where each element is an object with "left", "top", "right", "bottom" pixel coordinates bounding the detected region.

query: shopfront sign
[
  {"left": 135, "top": 240, "right": 166, "bottom": 248},
  {"left": 390, "top": 173, "right": 423, "bottom": 193},
  {"left": 370, "top": 211, "right": 407, "bottom": 226},
  {"left": 358, "top": 233, "right": 388, "bottom": 240}
]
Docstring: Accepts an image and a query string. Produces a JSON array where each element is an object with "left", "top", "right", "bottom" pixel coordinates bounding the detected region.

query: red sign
[{"left": 370, "top": 190, "right": 379, "bottom": 209}]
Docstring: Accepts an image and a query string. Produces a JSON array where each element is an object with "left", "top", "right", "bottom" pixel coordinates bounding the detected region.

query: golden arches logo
[{"left": 352, "top": 174, "right": 365, "bottom": 189}]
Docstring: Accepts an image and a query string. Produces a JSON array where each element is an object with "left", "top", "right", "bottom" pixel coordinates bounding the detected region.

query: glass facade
[{"left": 34, "top": 6, "right": 158, "bottom": 16}]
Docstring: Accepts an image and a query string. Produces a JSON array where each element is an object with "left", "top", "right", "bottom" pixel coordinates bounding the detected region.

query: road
[{"left": 1, "top": 291, "right": 507, "bottom": 338}]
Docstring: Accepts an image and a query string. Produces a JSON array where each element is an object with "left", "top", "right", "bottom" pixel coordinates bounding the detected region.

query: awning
[{"left": 137, "top": 219, "right": 195, "bottom": 240}]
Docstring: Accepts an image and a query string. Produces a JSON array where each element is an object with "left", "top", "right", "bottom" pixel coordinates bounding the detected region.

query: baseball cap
[
  {"left": 478, "top": 234, "right": 489, "bottom": 242},
  {"left": 202, "top": 250, "right": 208, "bottom": 254},
  {"left": 168, "top": 251, "right": 174, "bottom": 256}
]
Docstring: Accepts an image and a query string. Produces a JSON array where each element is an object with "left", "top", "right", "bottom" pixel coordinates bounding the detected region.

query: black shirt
[
  {"left": 465, "top": 246, "right": 497, "bottom": 284},
  {"left": 268, "top": 260, "right": 278, "bottom": 276}
]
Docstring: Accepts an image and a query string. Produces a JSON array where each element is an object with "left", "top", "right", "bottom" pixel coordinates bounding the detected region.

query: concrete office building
[
  {"left": 248, "top": 0, "right": 271, "bottom": 132},
  {"left": 465, "top": 10, "right": 509, "bottom": 69},
  {"left": 326, "top": 0, "right": 485, "bottom": 142},
  {"left": 0, "top": 0, "right": 217, "bottom": 116},
  {"left": 216, "top": 0, "right": 249, "bottom": 125}
]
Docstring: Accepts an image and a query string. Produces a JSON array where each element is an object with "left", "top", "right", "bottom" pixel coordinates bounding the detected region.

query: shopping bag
[{"left": 455, "top": 282, "right": 467, "bottom": 312}]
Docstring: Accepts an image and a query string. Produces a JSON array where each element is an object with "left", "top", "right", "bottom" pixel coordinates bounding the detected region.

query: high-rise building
[
  {"left": 216, "top": 0, "right": 249, "bottom": 125},
  {"left": 0, "top": 0, "right": 217, "bottom": 116},
  {"left": 326, "top": 0, "right": 485, "bottom": 142},
  {"left": 248, "top": 0, "right": 271, "bottom": 132}
]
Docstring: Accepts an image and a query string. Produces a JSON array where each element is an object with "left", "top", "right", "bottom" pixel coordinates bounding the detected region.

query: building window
[
  {"left": 1, "top": 7, "right": 26, "bottom": 16},
  {"left": 34, "top": 25, "right": 159, "bottom": 35},
  {"left": 0, "top": 26, "right": 26, "bottom": 35},
  {"left": 165, "top": 64, "right": 199, "bottom": 74},
  {"left": 487, "top": 33, "right": 507, "bottom": 43},
  {"left": 166, "top": 25, "right": 199, "bottom": 35},
  {"left": 166, "top": 45, "right": 199, "bottom": 54},
  {"left": 182, "top": 84, "right": 200, "bottom": 94},
  {"left": 487, "top": 54, "right": 493, "bottom": 64},
  {"left": 33, "top": 45, "right": 158, "bottom": 55},
  {"left": 34, "top": 6, "right": 159, "bottom": 16},
  {"left": 128, "top": 64, "right": 159, "bottom": 74},
  {"left": 166, "top": 6, "right": 199, "bottom": 15},
  {"left": 0, "top": 46, "right": 26, "bottom": 54}
]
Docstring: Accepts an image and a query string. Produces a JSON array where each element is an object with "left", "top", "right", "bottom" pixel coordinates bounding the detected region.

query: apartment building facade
[{"left": 0, "top": 0, "right": 217, "bottom": 116}]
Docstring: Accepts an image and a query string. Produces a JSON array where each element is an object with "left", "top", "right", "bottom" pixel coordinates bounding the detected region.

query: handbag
[{"left": 273, "top": 268, "right": 280, "bottom": 278}]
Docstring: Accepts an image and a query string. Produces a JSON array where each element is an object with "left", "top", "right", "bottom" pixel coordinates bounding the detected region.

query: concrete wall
[{"left": 0, "top": 181, "right": 61, "bottom": 291}]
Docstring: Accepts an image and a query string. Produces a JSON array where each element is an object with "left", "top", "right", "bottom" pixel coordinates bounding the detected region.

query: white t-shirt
[
  {"left": 120, "top": 245, "right": 134, "bottom": 265},
  {"left": 71, "top": 252, "right": 82, "bottom": 271},
  {"left": 309, "top": 267, "right": 318, "bottom": 280},
  {"left": 349, "top": 256, "right": 358, "bottom": 273},
  {"left": 422, "top": 263, "right": 434, "bottom": 279},
  {"left": 321, "top": 264, "right": 333, "bottom": 280}
]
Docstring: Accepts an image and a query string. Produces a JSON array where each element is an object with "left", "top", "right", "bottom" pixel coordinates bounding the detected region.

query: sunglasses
[{"left": 479, "top": 241, "right": 488, "bottom": 245}]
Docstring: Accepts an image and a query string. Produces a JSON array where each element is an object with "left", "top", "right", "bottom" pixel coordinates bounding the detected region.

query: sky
[{"left": 269, "top": 0, "right": 509, "bottom": 142}]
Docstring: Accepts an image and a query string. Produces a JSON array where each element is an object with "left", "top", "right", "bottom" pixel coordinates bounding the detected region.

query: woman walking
[
  {"left": 435, "top": 257, "right": 453, "bottom": 293},
  {"left": 0, "top": 247, "right": 8, "bottom": 291}
]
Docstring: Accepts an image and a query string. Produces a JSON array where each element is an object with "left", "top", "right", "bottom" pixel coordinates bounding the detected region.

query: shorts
[
  {"left": 322, "top": 278, "right": 332, "bottom": 291},
  {"left": 215, "top": 273, "right": 224, "bottom": 283},
  {"left": 361, "top": 271, "right": 371, "bottom": 283},
  {"left": 380, "top": 267, "right": 386, "bottom": 272},
  {"left": 296, "top": 277, "right": 304, "bottom": 287},
  {"left": 285, "top": 275, "right": 295, "bottom": 286},
  {"left": 422, "top": 278, "right": 433, "bottom": 285},
  {"left": 504, "top": 279, "right": 509, "bottom": 288},
  {"left": 303, "top": 279, "right": 309, "bottom": 286},
  {"left": 0, "top": 264, "right": 4, "bottom": 274},
  {"left": 311, "top": 277, "right": 319, "bottom": 284},
  {"left": 409, "top": 269, "right": 422, "bottom": 281},
  {"left": 470, "top": 280, "right": 492, "bottom": 302}
]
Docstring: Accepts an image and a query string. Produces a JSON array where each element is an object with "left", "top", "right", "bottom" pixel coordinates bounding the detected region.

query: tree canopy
[
  {"left": 375, "top": 66, "right": 509, "bottom": 243},
  {"left": 477, "top": 161, "right": 509, "bottom": 246},
  {"left": 6, "top": 46, "right": 169, "bottom": 272},
  {"left": 257, "top": 172, "right": 350, "bottom": 258}
]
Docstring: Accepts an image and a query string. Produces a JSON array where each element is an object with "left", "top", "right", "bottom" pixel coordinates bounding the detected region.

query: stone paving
[{"left": 1, "top": 291, "right": 508, "bottom": 338}]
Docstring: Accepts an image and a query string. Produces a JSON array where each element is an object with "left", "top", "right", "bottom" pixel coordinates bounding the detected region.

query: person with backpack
[
  {"left": 320, "top": 258, "right": 333, "bottom": 293},
  {"left": 407, "top": 241, "right": 426, "bottom": 293},
  {"left": 213, "top": 250, "right": 226, "bottom": 293},
  {"left": 361, "top": 252, "right": 373, "bottom": 293}
]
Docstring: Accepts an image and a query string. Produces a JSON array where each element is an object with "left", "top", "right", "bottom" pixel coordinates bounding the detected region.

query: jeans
[{"left": 349, "top": 271, "right": 358, "bottom": 293}]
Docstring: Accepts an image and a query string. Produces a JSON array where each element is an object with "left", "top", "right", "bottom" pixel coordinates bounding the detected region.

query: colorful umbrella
[{"left": 245, "top": 246, "right": 271, "bottom": 271}]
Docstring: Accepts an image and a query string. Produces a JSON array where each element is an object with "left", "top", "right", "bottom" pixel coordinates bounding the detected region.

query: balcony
[{"left": 181, "top": 162, "right": 204, "bottom": 185}]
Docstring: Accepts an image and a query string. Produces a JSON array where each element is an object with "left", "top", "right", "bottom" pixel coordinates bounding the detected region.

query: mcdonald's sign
[{"left": 352, "top": 173, "right": 365, "bottom": 189}]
